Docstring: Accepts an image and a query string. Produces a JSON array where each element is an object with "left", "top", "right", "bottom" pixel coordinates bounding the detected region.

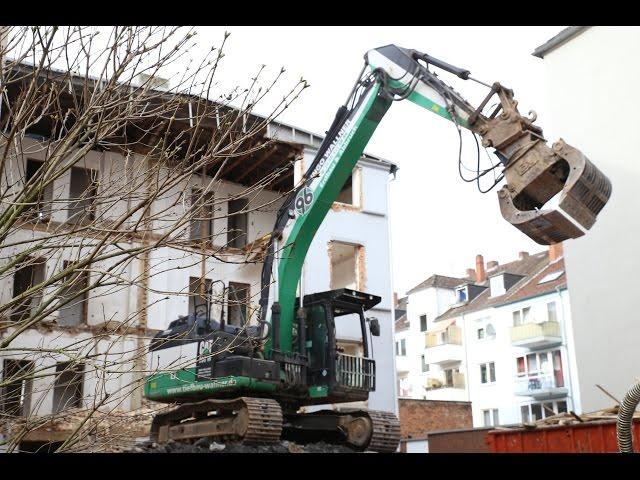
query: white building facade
[
  {"left": 533, "top": 26, "right": 640, "bottom": 414},
  {"left": 396, "top": 246, "right": 577, "bottom": 427}
]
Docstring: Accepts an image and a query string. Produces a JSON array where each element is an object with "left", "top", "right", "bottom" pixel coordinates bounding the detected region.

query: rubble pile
[
  {"left": 134, "top": 439, "right": 360, "bottom": 454},
  {"left": 494, "top": 405, "right": 640, "bottom": 431}
]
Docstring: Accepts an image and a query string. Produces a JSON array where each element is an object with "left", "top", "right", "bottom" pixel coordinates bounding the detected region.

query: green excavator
[{"left": 143, "top": 44, "right": 611, "bottom": 452}]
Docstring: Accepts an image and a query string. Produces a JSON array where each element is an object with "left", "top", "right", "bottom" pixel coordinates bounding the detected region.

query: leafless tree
[{"left": 0, "top": 26, "right": 307, "bottom": 452}]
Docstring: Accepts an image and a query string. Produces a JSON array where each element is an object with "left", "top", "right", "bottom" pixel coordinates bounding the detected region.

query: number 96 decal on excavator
[{"left": 295, "top": 187, "right": 314, "bottom": 216}]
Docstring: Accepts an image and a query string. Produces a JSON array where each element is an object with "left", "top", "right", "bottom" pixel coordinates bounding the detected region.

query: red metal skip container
[{"left": 487, "top": 419, "right": 640, "bottom": 453}]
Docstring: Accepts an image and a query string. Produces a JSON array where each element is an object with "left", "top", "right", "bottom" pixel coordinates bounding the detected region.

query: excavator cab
[{"left": 293, "top": 289, "right": 379, "bottom": 405}]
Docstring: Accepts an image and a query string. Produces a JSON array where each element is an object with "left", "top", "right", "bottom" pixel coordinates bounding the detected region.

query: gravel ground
[{"left": 134, "top": 439, "right": 361, "bottom": 453}]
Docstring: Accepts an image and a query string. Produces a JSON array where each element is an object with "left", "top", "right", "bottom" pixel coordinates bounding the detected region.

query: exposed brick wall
[{"left": 399, "top": 399, "right": 473, "bottom": 439}]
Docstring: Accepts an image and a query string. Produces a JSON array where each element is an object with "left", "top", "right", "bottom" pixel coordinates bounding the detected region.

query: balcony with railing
[
  {"left": 510, "top": 321, "right": 562, "bottom": 348},
  {"left": 514, "top": 372, "right": 568, "bottom": 398},
  {"left": 425, "top": 372, "right": 465, "bottom": 391},
  {"left": 424, "top": 372, "right": 467, "bottom": 401},
  {"left": 424, "top": 325, "right": 463, "bottom": 365}
]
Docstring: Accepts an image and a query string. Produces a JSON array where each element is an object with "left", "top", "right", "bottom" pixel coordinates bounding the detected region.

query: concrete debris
[
  {"left": 0, "top": 400, "right": 170, "bottom": 452},
  {"left": 133, "top": 439, "right": 360, "bottom": 454}
]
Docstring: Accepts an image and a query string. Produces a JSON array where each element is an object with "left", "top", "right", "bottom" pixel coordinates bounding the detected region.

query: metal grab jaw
[
  {"left": 471, "top": 84, "right": 612, "bottom": 246},
  {"left": 498, "top": 139, "right": 612, "bottom": 245}
]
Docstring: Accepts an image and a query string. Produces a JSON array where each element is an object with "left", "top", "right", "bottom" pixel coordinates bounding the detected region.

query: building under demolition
[{"left": 0, "top": 61, "right": 398, "bottom": 451}]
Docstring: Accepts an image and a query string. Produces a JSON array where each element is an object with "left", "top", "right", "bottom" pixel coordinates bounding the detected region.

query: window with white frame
[
  {"left": 486, "top": 323, "right": 496, "bottom": 338},
  {"left": 482, "top": 408, "right": 500, "bottom": 427},
  {"left": 419, "top": 314, "right": 428, "bottom": 332},
  {"left": 512, "top": 306, "right": 531, "bottom": 326},
  {"left": 444, "top": 367, "right": 459, "bottom": 387},
  {"left": 521, "top": 399, "right": 568, "bottom": 422},
  {"left": 516, "top": 349, "right": 565, "bottom": 389},
  {"left": 480, "top": 362, "right": 496, "bottom": 384},
  {"left": 456, "top": 287, "right": 467, "bottom": 303},
  {"left": 477, "top": 319, "right": 495, "bottom": 341},
  {"left": 396, "top": 339, "right": 406, "bottom": 356},
  {"left": 421, "top": 354, "right": 429, "bottom": 373},
  {"left": 547, "top": 301, "right": 558, "bottom": 323}
]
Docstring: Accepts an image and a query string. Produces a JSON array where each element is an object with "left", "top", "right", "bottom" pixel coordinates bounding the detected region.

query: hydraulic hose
[{"left": 617, "top": 381, "right": 640, "bottom": 452}]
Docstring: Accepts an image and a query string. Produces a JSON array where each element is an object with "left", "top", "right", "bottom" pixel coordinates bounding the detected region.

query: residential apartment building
[
  {"left": 532, "top": 26, "right": 640, "bottom": 413},
  {"left": 395, "top": 244, "right": 574, "bottom": 427},
  {"left": 0, "top": 65, "right": 398, "bottom": 448}
]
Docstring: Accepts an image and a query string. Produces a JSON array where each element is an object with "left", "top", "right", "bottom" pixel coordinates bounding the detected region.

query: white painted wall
[
  {"left": 301, "top": 154, "right": 397, "bottom": 414},
  {"left": 397, "top": 285, "right": 467, "bottom": 401},
  {"left": 539, "top": 26, "right": 640, "bottom": 412}
]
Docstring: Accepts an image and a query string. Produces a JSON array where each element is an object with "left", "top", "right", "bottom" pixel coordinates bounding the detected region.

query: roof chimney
[
  {"left": 518, "top": 251, "right": 530, "bottom": 260},
  {"left": 487, "top": 260, "right": 499, "bottom": 270},
  {"left": 475, "top": 254, "right": 486, "bottom": 283},
  {"left": 466, "top": 268, "right": 476, "bottom": 280},
  {"left": 549, "top": 242, "right": 564, "bottom": 262}
]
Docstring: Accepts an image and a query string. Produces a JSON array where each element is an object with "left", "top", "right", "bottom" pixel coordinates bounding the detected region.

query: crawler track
[
  {"left": 150, "top": 397, "right": 282, "bottom": 445},
  {"left": 365, "top": 410, "right": 402, "bottom": 453}
]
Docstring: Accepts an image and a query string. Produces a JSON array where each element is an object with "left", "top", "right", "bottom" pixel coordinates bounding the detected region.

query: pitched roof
[
  {"left": 504, "top": 257, "right": 567, "bottom": 304},
  {"left": 435, "top": 250, "right": 563, "bottom": 321},
  {"left": 406, "top": 275, "right": 469, "bottom": 295}
]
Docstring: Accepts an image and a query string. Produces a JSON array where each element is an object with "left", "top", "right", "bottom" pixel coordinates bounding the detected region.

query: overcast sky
[
  {"left": 185, "top": 27, "right": 564, "bottom": 295},
  {"left": 190, "top": 26, "right": 565, "bottom": 295}
]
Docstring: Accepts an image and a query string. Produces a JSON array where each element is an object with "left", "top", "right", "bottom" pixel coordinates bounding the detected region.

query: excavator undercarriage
[{"left": 149, "top": 397, "right": 400, "bottom": 453}]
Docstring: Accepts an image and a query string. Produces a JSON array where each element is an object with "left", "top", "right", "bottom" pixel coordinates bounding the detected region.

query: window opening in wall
[
  {"left": 336, "top": 340, "right": 363, "bottom": 358},
  {"left": 68, "top": 166, "right": 98, "bottom": 223},
  {"left": 456, "top": 287, "right": 467, "bottom": 303},
  {"left": 396, "top": 338, "right": 406, "bottom": 356},
  {"left": 12, "top": 257, "right": 46, "bottom": 322},
  {"left": 486, "top": 323, "right": 496, "bottom": 338},
  {"left": 421, "top": 354, "right": 429, "bottom": 372},
  {"left": 547, "top": 301, "right": 558, "bottom": 323},
  {"left": 480, "top": 362, "right": 496, "bottom": 384},
  {"left": 190, "top": 189, "right": 214, "bottom": 243},
  {"left": 52, "top": 362, "right": 84, "bottom": 413},
  {"left": 329, "top": 241, "right": 362, "bottom": 290},
  {"left": 482, "top": 408, "right": 499, "bottom": 427},
  {"left": 335, "top": 167, "right": 361, "bottom": 207},
  {"left": 1, "top": 360, "right": 34, "bottom": 416},
  {"left": 227, "top": 198, "right": 248, "bottom": 248},
  {"left": 477, "top": 327, "right": 485, "bottom": 340},
  {"left": 227, "top": 282, "right": 250, "bottom": 327},
  {"left": 189, "top": 277, "right": 212, "bottom": 320},
  {"left": 444, "top": 368, "right": 458, "bottom": 387},
  {"left": 336, "top": 173, "right": 353, "bottom": 204},
  {"left": 419, "top": 314, "right": 427, "bottom": 332},
  {"left": 516, "top": 349, "right": 564, "bottom": 390},
  {"left": 25, "top": 159, "right": 54, "bottom": 221},
  {"left": 521, "top": 399, "right": 569, "bottom": 422},
  {"left": 57, "top": 261, "right": 89, "bottom": 326},
  {"left": 512, "top": 306, "right": 531, "bottom": 326}
]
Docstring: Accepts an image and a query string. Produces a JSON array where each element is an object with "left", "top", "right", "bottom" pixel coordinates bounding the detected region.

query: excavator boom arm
[{"left": 260, "top": 44, "right": 611, "bottom": 356}]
